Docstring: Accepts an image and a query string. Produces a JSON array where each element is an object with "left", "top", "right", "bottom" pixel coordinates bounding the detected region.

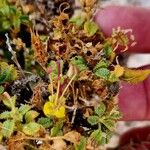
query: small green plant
[
  {"left": 0, "top": 62, "right": 17, "bottom": 84},
  {"left": 0, "top": 0, "right": 150, "bottom": 149},
  {"left": 0, "top": 0, "right": 29, "bottom": 32},
  {"left": 0, "top": 62, "right": 17, "bottom": 94},
  {"left": 88, "top": 102, "right": 121, "bottom": 144},
  {"left": 0, "top": 93, "right": 41, "bottom": 138}
]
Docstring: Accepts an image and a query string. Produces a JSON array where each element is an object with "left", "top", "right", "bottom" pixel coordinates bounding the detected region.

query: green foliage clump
[
  {"left": 88, "top": 102, "right": 121, "bottom": 145},
  {"left": 0, "top": 0, "right": 150, "bottom": 149},
  {"left": 0, "top": 95, "right": 42, "bottom": 138},
  {"left": 70, "top": 56, "right": 88, "bottom": 71},
  {"left": 0, "top": 0, "right": 28, "bottom": 32},
  {"left": 0, "top": 62, "right": 17, "bottom": 84}
]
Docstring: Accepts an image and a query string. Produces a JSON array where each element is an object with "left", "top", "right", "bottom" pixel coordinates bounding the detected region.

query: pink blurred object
[
  {"left": 117, "top": 126, "right": 150, "bottom": 150},
  {"left": 95, "top": 6, "right": 150, "bottom": 53}
]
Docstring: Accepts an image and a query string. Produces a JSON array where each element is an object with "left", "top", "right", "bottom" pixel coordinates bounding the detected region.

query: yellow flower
[
  {"left": 43, "top": 96, "right": 66, "bottom": 119},
  {"left": 54, "top": 106, "right": 65, "bottom": 118},
  {"left": 113, "top": 65, "right": 124, "bottom": 77},
  {"left": 43, "top": 101, "right": 55, "bottom": 117}
]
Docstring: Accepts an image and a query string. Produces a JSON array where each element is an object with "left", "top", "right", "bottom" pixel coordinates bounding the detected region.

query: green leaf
[
  {"left": 101, "top": 120, "right": 115, "bottom": 131},
  {"left": 11, "top": 96, "right": 16, "bottom": 107},
  {"left": 37, "top": 117, "right": 53, "bottom": 128},
  {"left": 0, "top": 86, "right": 4, "bottom": 94},
  {"left": 84, "top": 21, "right": 98, "bottom": 37},
  {"left": 0, "top": 1, "right": 28, "bottom": 31},
  {"left": 19, "top": 104, "right": 31, "bottom": 116},
  {"left": 103, "top": 44, "right": 113, "bottom": 57},
  {"left": 95, "top": 102, "right": 106, "bottom": 117},
  {"left": 106, "top": 131, "right": 113, "bottom": 143},
  {"left": 0, "top": 111, "right": 11, "bottom": 119},
  {"left": 25, "top": 110, "right": 39, "bottom": 123},
  {"left": 48, "top": 60, "right": 64, "bottom": 79},
  {"left": 90, "top": 129, "right": 102, "bottom": 145},
  {"left": 100, "top": 137, "right": 107, "bottom": 145},
  {"left": 0, "top": 131, "right": 3, "bottom": 142},
  {"left": 2, "top": 95, "right": 16, "bottom": 109},
  {"left": 0, "top": 5, "right": 9, "bottom": 15},
  {"left": 13, "top": 108, "right": 23, "bottom": 122},
  {"left": 12, "top": 8, "right": 21, "bottom": 29},
  {"left": 51, "top": 126, "right": 63, "bottom": 137},
  {"left": 109, "top": 108, "right": 122, "bottom": 120},
  {"left": 94, "top": 59, "right": 109, "bottom": 71},
  {"left": 94, "top": 68, "right": 110, "bottom": 79},
  {"left": 70, "top": 56, "right": 87, "bottom": 71},
  {"left": 0, "top": 62, "right": 17, "bottom": 84},
  {"left": 110, "top": 112, "right": 122, "bottom": 120},
  {"left": 87, "top": 116, "right": 99, "bottom": 125},
  {"left": 51, "top": 123, "right": 63, "bottom": 137},
  {"left": 20, "top": 15, "right": 29, "bottom": 21},
  {"left": 13, "top": 16, "right": 21, "bottom": 29},
  {"left": 70, "top": 16, "right": 85, "bottom": 26},
  {"left": 23, "top": 122, "right": 41, "bottom": 136},
  {"left": 109, "top": 73, "right": 119, "bottom": 83},
  {"left": 0, "top": 0, "right": 7, "bottom": 8},
  {"left": 2, "top": 20, "right": 11, "bottom": 30},
  {"left": 74, "top": 136, "right": 86, "bottom": 150},
  {"left": 2, "top": 120, "right": 15, "bottom": 137}
]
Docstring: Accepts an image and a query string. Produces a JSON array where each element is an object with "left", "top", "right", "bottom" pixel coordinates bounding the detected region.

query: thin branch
[
  {"left": 49, "top": 75, "right": 54, "bottom": 97},
  {"left": 79, "top": 97, "right": 91, "bottom": 106},
  {"left": 59, "top": 74, "right": 76, "bottom": 101},
  {"left": 55, "top": 77, "right": 61, "bottom": 105},
  {"left": 71, "top": 106, "right": 77, "bottom": 124},
  {"left": 5, "top": 33, "right": 25, "bottom": 77},
  {"left": 11, "top": 135, "right": 64, "bottom": 142},
  {"left": 5, "top": 34, "right": 33, "bottom": 93},
  {"left": 71, "top": 88, "right": 78, "bottom": 124}
]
